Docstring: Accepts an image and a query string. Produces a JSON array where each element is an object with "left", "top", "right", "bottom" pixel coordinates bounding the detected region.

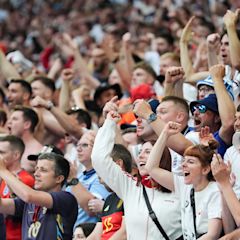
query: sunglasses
[
  {"left": 77, "top": 143, "right": 92, "bottom": 149},
  {"left": 192, "top": 104, "right": 207, "bottom": 114}
]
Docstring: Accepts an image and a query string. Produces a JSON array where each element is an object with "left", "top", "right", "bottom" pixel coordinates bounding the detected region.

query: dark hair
[
  {"left": 161, "top": 96, "right": 189, "bottom": 115},
  {"left": 67, "top": 108, "right": 92, "bottom": 129},
  {"left": 133, "top": 62, "right": 157, "bottom": 80},
  {"left": 137, "top": 141, "right": 172, "bottom": 193},
  {"left": 13, "top": 106, "right": 39, "bottom": 132},
  {"left": 9, "top": 79, "right": 32, "bottom": 96},
  {"left": 155, "top": 31, "right": 174, "bottom": 46},
  {"left": 0, "top": 135, "right": 25, "bottom": 156},
  {"left": 197, "top": 16, "right": 215, "bottom": 33},
  {"left": 32, "top": 76, "right": 56, "bottom": 92},
  {"left": 221, "top": 29, "right": 240, "bottom": 41},
  {"left": 75, "top": 223, "right": 96, "bottom": 237},
  {"left": 38, "top": 152, "right": 70, "bottom": 186},
  {"left": 0, "top": 88, "right": 5, "bottom": 101},
  {"left": 237, "top": 104, "right": 240, "bottom": 112},
  {"left": 0, "top": 109, "right": 7, "bottom": 126},
  {"left": 184, "top": 140, "right": 219, "bottom": 181},
  {"left": 111, "top": 144, "right": 132, "bottom": 173}
]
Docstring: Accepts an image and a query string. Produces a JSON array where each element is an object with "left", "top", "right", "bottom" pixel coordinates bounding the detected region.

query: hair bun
[{"left": 207, "top": 139, "right": 219, "bottom": 151}]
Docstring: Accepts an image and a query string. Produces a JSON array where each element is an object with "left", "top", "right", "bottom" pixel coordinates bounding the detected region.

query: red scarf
[{"left": 141, "top": 175, "right": 159, "bottom": 188}]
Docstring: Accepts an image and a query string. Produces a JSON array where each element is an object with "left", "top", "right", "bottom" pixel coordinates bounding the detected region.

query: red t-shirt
[{"left": 0, "top": 170, "right": 35, "bottom": 240}]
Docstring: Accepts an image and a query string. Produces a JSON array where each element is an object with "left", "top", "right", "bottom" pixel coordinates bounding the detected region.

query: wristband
[{"left": 46, "top": 101, "right": 54, "bottom": 111}]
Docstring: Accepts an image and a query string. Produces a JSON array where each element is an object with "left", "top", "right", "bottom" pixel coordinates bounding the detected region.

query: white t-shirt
[
  {"left": 224, "top": 146, "right": 240, "bottom": 199},
  {"left": 170, "top": 149, "right": 183, "bottom": 175},
  {"left": 92, "top": 119, "right": 183, "bottom": 240},
  {"left": 174, "top": 175, "right": 222, "bottom": 240}
]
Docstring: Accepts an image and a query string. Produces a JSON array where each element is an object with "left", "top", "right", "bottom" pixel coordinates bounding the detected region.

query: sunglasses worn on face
[
  {"left": 192, "top": 104, "right": 207, "bottom": 114},
  {"left": 77, "top": 143, "right": 92, "bottom": 149}
]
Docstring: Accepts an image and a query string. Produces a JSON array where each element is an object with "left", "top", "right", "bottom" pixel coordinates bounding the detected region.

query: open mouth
[
  {"left": 7, "top": 126, "right": 11, "bottom": 133},
  {"left": 184, "top": 172, "right": 190, "bottom": 177},
  {"left": 139, "top": 162, "right": 146, "bottom": 167},
  {"left": 194, "top": 119, "right": 201, "bottom": 126}
]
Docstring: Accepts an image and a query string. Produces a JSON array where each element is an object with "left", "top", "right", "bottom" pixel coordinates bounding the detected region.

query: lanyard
[{"left": 33, "top": 206, "right": 41, "bottom": 223}]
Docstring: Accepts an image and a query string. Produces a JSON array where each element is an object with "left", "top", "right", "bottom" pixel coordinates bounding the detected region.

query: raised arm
[
  {"left": 0, "top": 50, "right": 21, "bottom": 81},
  {"left": 0, "top": 157, "right": 53, "bottom": 209},
  {"left": 164, "top": 66, "right": 184, "bottom": 98},
  {"left": 223, "top": 9, "right": 240, "bottom": 70},
  {"left": 102, "top": 33, "right": 134, "bottom": 91},
  {"left": 31, "top": 96, "right": 83, "bottom": 139},
  {"left": 133, "top": 100, "right": 192, "bottom": 155},
  {"left": 59, "top": 68, "right": 74, "bottom": 112},
  {"left": 209, "top": 64, "right": 235, "bottom": 145},
  {"left": 211, "top": 154, "right": 240, "bottom": 227},
  {"left": 62, "top": 33, "right": 100, "bottom": 89},
  {"left": 180, "top": 16, "right": 196, "bottom": 82},
  {"left": 145, "top": 121, "right": 181, "bottom": 191},
  {"left": 207, "top": 33, "right": 221, "bottom": 68}
]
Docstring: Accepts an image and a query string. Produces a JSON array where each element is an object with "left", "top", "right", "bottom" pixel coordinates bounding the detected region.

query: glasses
[
  {"left": 198, "top": 86, "right": 213, "bottom": 93},
  {"left": 192, "top": 104, "right": 207, "bottom": 114},
  {"left": 77, "top": 143, "right": 92, "bottom": 149}
]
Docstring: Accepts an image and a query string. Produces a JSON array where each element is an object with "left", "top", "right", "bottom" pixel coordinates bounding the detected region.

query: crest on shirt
[
  {"left": 3, "top": 185, "right": 9, "bottom": 196},
  {"left": 117, "top": 199, "right": 123, "bottom": 209},
  {"left": 42, "top": 207, "right": 47, "bottom": 215},
  {"left": 104, "top": 205, "right": 110, "bottom": 212}
]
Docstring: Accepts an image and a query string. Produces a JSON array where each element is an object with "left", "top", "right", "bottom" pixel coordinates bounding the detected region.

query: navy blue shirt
[
  {"left": 14, "top": 191, "right": 78, "bottom": 240},
  {"left": 214, "top": 131, "right": 229, "bottom": 157},
  {"left": 0, "top": 213, "right": 6, "bottom": 240}
]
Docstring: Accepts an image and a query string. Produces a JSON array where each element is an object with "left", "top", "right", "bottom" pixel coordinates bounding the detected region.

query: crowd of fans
[{"left": 0, "top": 0, "right": 240, "bottom": 239}]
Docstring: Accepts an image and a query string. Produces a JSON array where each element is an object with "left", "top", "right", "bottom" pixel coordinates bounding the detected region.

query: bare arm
[
  {"left": 180, "top": 16, "right": 196, "bottom": 82},
  {"left": 207, "top": 33, "right": 221, "bottom": 68},
  {"left": 59, "top": 68, "right": 74, "bottom": 112},
  {"left": 223, "top": 9, "right": 240, "bottom": 70},
  {"left": 164, "top": 66, "right": 184, "bottom": 98},
  {"left": 86, "top": 222, "right": 103, "bottom": 240},
  {"left": 221, "top": 193, "right": 236, "bottom": 234},
  {"left": 0, "top": 167, "right": 53, "bottom": 209},
  {"left": 198, "top": 218, "right": 222, "bottom": 240},
  {"left": 0, "top": 50, "right": 21, "bottom": 81},
  {"left": 102, "top": 33, "right": 134, "bottom": 91},
  {"left": 210, "top": 64, "right": 235, "bottom": 145},
  {"left": 71, "top": 85, "right": 89, "bottom": 110},
  {"left": 71, "top": 183, "right": 95, "bottom": 213},
  {"left": 62, "top": 33, "right": 100, "bottom": 89},
  {"left": 219, "top": 228, "right": 240, "bottom": 240},
  {"left": 145, "top": 122, "right": 181, "bottom": 191},
  {"left": 32, "top": 96, "right": 83, "bottom": 139},
  {"left": 0, "top": 198, "right": 15, "bottom": 215},
  {"left": 211, "top": 154, "right": 240, "bottom": 227},
  {"left": 133, "top": 100, "right": 193, "bottom": 155}
]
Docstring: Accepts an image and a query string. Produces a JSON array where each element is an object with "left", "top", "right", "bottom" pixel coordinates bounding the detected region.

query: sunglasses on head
[{"left": 192, "top": 104, "right": 207, "bottom": 114}]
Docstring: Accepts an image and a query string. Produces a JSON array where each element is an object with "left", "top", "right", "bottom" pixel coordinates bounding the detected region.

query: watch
[
  {"left": 147, "top": 113, "right": 157, "bottom": 124},
  {"left": 66, "top": 178, "right": 79, "bottom": 187}
]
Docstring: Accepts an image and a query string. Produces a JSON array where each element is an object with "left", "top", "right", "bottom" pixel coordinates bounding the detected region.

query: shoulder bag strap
[
  {"left": 190, "top": 188, "right": 198, "bottom": 237},
  {"left": 142, "top": 186, "right": 170, "bottom": 240}
]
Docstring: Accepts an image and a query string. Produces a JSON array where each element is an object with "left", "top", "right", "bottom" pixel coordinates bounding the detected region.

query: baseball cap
[
  {"left": 196, "top": 76, "right": 214, "bottom": 88},
  {"left": 27, "top": 145, "right": 63, "bottom": 161},
  {"left": 190, "top": 94, "right": 218, "bottom": 114},
  {"left": 148, "top": 99, "right": 160, "bottom": 113},
  {"left": 94, "top": 83, "right": 122, "bottom": 103}
]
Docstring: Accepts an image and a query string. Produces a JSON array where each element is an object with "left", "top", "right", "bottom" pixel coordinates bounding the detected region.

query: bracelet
[{"left": 46, "top": 101, "right": 54, "bottom": 111}]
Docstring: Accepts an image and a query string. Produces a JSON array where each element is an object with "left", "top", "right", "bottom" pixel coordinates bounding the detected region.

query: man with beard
[{"left": 91, "top": 48, "right": 111, "bottom": 84}]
